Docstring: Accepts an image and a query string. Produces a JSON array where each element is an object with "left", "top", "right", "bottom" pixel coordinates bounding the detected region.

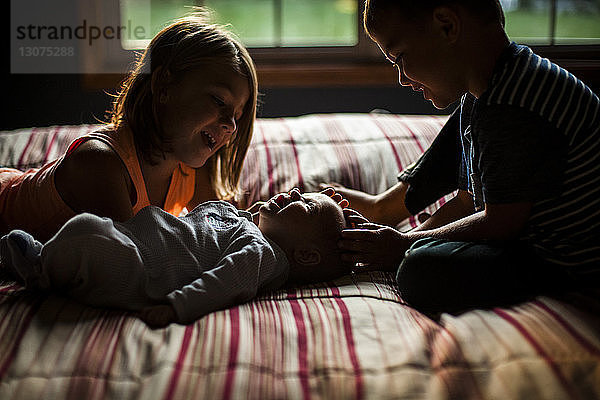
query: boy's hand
[
  {"left": 343, "top": 208, "right": 369, "bottom": 228},
  {"left": 339, "top": 223, "right": 409, "bottom": 271},
  {"left": 139, "top": 305, "right": 176, "bottom": 328}
]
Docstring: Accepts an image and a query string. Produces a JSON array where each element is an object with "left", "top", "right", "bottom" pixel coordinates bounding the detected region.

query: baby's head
[
  {"left": 109, "top": 14, "right": 258, "bottom": 199},
  {"left": 258, "top": 189, "right": 349, "bottom": 284}
]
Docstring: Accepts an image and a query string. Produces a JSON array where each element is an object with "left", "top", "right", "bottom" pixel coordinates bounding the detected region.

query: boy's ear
[
  {"left": 293, "top": 247, "right": 321, "bottom": 266},
  {"left": 432, "top": 6, "right": 460, "bottom": 43}
]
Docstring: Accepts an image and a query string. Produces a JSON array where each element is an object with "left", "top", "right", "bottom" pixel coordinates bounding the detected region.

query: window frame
[{"left": 83, "top": 0, "right": 600, "bottom": 89}]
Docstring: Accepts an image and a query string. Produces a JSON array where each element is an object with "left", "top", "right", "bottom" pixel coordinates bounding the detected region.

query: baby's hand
[
  {"left": 140, "top": 304, "right": 176, "bottom": 328},
  {"left": 246, "top": 201, "right": 266, "bottom": 214}
]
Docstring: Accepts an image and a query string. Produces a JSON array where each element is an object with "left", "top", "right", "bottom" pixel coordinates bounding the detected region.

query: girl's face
[{"left": 159, "top": 65, "right": 250, "bottom": 168}]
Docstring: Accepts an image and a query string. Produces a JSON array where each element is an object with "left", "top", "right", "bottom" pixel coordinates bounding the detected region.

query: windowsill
[
  {"left": 81, "top": 47, "right": 600, "bottom": 91},
  {"left": 81, "top": 61, "right": 400, "bottom": 90}
]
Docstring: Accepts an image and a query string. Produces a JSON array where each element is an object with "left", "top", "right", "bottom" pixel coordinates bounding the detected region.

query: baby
[{"left": 0, "top": 189, "right": 348, "bottom": 327}]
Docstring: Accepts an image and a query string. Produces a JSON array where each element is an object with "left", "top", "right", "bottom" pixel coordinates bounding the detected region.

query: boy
[
  {"left": 0, "top": 189, "right": 349, "bottom": 327},
  {"left": 337, "top": 0, "right": 600, "bottom": 313}
]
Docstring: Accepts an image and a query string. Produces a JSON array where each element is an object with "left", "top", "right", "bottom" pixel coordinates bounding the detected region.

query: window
[
  {"left": 80, "top": 0, "right": 599, "bottom": 87},
  {"left": 120, "top": 0, "right": 600, "bottom": 49},
  {"left": 120, "top": 0, "right": 359, "bottom": 49},
  {"left": 502, "top": 0, "right": 600, "bottom": 45}
]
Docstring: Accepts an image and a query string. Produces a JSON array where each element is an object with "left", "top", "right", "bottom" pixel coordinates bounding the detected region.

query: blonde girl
[{"left": 0, "top": 16, "right": 258, "bottom": 241}]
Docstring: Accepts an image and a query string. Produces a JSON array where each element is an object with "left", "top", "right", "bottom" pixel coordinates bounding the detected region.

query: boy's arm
[
  {"left": 341, "top": 193, "right": 533, "bottom": 269},
  {"left": 166, "top": 235, "right": 287, "bottom": 324},
  {"left": 410, "top": 190, "right": 474, "bottom": 232},
  {"left": 322, "top": 107, "right": 461, "bottom": 226},
  {"left": 323, "top": 182, "right": 410, "bottom": 226},
  {"left": 404, "top": 200, "right": 533, "bottom": 242}
]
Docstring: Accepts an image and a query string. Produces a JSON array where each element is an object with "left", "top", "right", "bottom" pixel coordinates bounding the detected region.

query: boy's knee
[{"left": 396, "top": 238, "right": 446, "bottom": 312}]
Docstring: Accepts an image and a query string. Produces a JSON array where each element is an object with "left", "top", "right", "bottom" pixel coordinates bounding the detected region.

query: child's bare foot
[{"left": 0, "top": 231, "right": 43, "bottom": 286}]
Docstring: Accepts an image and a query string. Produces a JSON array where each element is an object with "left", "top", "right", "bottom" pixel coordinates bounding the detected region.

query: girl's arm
[
  {"left": 54, "top": 140, "right": 134, "bottom": 222},
  {"left": 321, "top": 182, "right": 411, "bottom": 226}
]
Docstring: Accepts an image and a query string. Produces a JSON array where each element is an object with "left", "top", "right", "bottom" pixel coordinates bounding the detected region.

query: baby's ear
[{"left": 292, "top": 247, "right": 321, "bottom": 266}]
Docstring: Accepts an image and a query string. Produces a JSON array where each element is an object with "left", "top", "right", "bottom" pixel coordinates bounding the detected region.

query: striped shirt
[{"left": 458, "top": 42, "right": 600, "bottom": 274}]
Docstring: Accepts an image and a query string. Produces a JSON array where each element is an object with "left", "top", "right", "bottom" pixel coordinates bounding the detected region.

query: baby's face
[{"left": 258, "top": 190, "right": 344, "bottom": 245}]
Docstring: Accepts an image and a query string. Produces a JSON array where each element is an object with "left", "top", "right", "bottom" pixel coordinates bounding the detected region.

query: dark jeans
[{"left": 396, "top": 237, "right": 576, "bottom": 315}]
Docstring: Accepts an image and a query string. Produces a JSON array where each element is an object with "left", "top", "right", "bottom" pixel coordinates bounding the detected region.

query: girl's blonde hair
[{"left": 109, "top": 14, "right": 258, "bottom": 201}]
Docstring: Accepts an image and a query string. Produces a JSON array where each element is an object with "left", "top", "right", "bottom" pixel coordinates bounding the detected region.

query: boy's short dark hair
[{"left": 364, "top": 0, "right": 505, "bottom": 38}]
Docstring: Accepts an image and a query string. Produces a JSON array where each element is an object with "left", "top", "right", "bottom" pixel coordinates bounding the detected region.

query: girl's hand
[
  {"left": 339, "top": 223, "right": 410, "bottom": 271},
  {"left": 319, "top": 183, "right": 377, "bottom": 217},
  {"left": 140, "top": 305, "right": 176, "bottom": 328},
  {"left": 319, "top": 186, "right": 350, "bottom": 208}
]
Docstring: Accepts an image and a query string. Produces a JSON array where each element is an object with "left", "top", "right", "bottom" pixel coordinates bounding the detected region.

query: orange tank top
[{"left": 0, "top": 128, "right": 195, "bottom": 241}]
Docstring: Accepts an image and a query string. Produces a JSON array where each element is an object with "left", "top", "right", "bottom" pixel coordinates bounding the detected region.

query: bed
[{"left": 1, "top": 113, "right": 599, "bottom": 399}]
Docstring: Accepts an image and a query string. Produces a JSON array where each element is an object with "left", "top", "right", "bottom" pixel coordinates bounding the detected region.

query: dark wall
[
  {"left": 258, "top": 86, "right": 445, "bottom": 118},
  {"left": 5, "top": 75, "right": 114, "bottom": 129}
]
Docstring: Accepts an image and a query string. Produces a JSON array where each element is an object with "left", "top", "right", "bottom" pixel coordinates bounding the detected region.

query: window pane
[
  {"left": 205, "top": 0, "right": 277, "bottom": 47},
  {"left": 121, "top": 0, "right": 358, "bottom": 49},
  {"left": 281, "top": 0, "right": 357, "bottom": 46},
  {"left": 555, "top": 1, "right": 600, "bottom": 44},
  {"left": 502, "top": 0, "right": 552, "bottom": 45},
  {"left": 120, "top": 0, "right": 193, "bottom": 49}
]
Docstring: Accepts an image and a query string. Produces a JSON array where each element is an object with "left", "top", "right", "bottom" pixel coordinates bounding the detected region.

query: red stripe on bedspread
[
  {"left": 164, "top": 325, "right": 194, "bottom": 400},
  {"left": 494, "top": 308, "right": 579, "bottom": 399},
  {"left": 280, "top": 119, "right": 305, "bottom": 192},
  {"left": 259, "top": 124, "right": 276, "bottom": 198},
  {"left": 324, "top": 119, "right": 362, "bottom": 190},
  {"left": 223, "top": 307, "right": 240, "bottom": 400},
  {"left": 16, "top": 128, "right": 37, "bottom": 169},
  {"left": 288, "top": 296, "right": 311, "bottom": 400},
  {"left": 0, "top": 297, "right": 42, "bottom": 380},
  {"left": 330, "top": 287, "right": 364, "bottom": 399},
  {"left": 533, "top": 300, "right": 600, "bottom": 357},
  {"left": 399, "top": 118, "right": 426, "bottom": 154},
  {"left": 66, "top": 313, "right": 126, "bottom": 399},
  {"left": 42, "top": 126, "right": 61, "bottom": 164},
  {"left": 370, "top": 116, "right": 403, "bottom": 172},
  {"left": 0, "top": 284, "right": 21, "bottom": 294}
]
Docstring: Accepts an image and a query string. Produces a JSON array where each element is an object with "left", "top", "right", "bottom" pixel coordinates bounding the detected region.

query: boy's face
[
  {"left": 258, "top": 190, "right": 345, "bottom": 248},
  {"left": 372, "top": 9, "right": 467, "bottom": 109}
]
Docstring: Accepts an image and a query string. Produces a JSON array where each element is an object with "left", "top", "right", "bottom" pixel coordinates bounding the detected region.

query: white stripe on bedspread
[{"left": 1, "top": 279, "right": 599, "bottom": 399}]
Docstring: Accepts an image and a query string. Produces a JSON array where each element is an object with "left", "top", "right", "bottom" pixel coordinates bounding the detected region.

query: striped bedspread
[{"left": 1, "top": 114, "right": 599, "bottom": 399}]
